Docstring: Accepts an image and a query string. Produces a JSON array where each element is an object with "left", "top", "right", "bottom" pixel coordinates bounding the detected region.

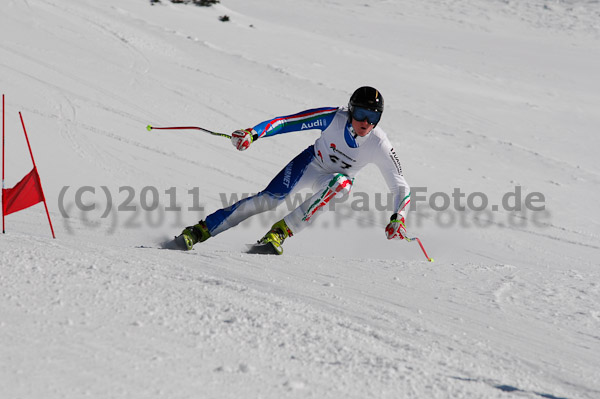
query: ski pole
[
  {"left": 405, "top": 236, "right": 434, "bottom": 262},
  {"left": 146, "top": 124, "right": 232, "bottom": 139},
  {"left": 147, "top": 124, "right": 260, "bottom": 142}
]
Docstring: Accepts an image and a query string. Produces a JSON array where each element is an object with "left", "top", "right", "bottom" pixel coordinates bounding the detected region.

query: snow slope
[{"left": 1, "top": 0, "right": 599, "bottom": 398}]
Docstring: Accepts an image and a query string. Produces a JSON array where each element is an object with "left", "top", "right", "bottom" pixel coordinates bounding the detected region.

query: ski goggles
[{"left": 350, "top": 106, "right": 382, "bottom": 125}]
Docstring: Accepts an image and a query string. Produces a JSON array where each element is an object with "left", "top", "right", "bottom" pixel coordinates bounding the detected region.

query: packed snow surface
[{"left": 1, "top": 0, "right": 599, "bottom": 398}]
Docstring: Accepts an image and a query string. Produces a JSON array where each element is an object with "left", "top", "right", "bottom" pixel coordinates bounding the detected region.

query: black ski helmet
[{"left": 349, "top": 86, "right": 384, "bottom": 114}]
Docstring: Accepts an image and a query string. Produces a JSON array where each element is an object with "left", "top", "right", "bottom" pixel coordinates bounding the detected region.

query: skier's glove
[
  {"left": 231, "top": 128, "right": 255, "bottom": 151},
  {"left": 385, "top": 213, "right": 407, "bottom": 240}
]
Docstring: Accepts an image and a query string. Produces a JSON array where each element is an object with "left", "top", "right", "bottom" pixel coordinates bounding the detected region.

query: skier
[{"left": 172, "top": 86, "right": 411, "bottom": 254}]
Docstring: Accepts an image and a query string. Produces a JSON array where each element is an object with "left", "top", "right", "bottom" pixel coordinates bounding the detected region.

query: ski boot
[
  {"left": 168, "top": 220, "right": 211, "bottom": 250},
  {"left": 248, "top": 219, "right": 293, "bottom": 255}
]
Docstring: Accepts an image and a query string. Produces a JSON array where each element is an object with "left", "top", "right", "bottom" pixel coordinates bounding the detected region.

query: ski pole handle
[
  {"left": 405, "top": 236, "right": 434, "bottom": 262},
  {"left": 147, "top": 124, "right": 259, "bottom": 141}
]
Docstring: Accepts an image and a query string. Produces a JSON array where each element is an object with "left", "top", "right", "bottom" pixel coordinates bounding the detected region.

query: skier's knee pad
[
  {"left": 302, "top": 174, "right": 353, "bottom": 223},
  {"left": 328, "top": 173, "right": 353, "bottom": 197}
]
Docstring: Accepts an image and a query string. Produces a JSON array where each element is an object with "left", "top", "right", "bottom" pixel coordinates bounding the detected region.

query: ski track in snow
[{"left": 1, "top": 0, "right": 600, "bottom": 398}]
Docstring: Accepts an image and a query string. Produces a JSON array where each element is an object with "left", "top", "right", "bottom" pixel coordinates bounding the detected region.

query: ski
[
  {"left": 246, "top": 241, "right": 283, "bottom": 255},
  {"left": 140, "top": 236, "right": 285, "bottom": 254},
  {"left": 161, "top": 235, "right": 189, "bottom": 250}
]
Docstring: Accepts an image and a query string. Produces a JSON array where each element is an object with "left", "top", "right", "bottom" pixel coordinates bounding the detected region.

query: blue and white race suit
[{"left": 205, "top": 107, "right": 411, "bottom": 236}]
